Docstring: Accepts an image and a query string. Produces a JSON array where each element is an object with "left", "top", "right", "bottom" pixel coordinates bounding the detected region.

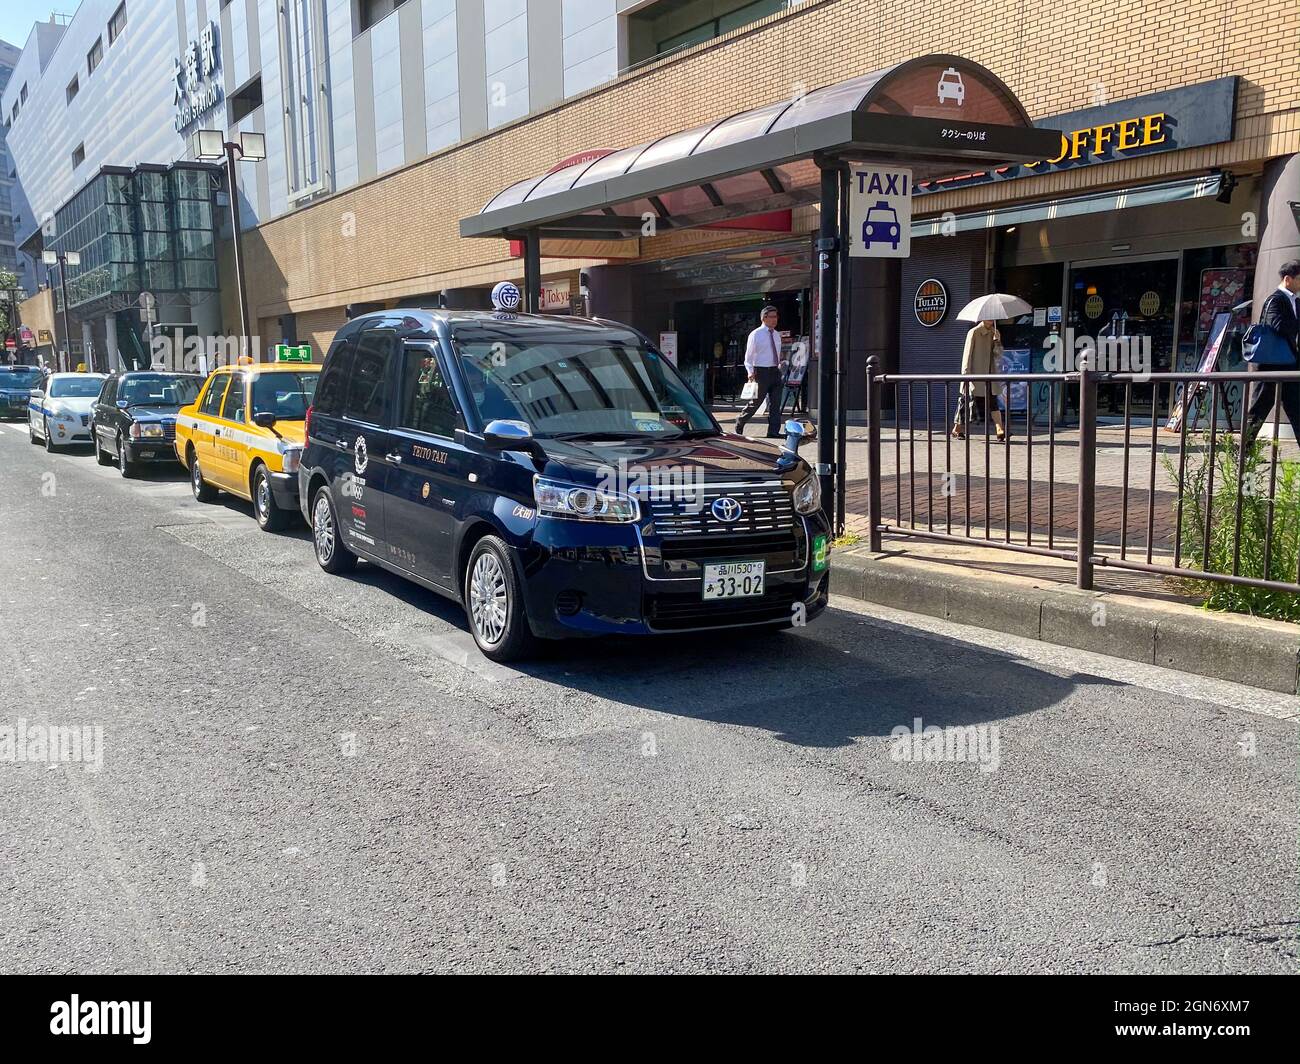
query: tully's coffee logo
[
  {"left": 1139, "top": 290, "right": 1160, "bottom": 316},
  {"left": 914, "top": 278, "right": 948, "bottom": 327}
]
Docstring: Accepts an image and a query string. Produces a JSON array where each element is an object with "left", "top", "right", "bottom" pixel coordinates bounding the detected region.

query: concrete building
[{"left": 0, "top": 34, "right": 39, "bottom": 297}]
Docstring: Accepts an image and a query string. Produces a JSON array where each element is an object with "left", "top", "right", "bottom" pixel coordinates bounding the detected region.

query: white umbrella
[{"left": 956, "top": 293, "right": 1033, "bottom": 322}]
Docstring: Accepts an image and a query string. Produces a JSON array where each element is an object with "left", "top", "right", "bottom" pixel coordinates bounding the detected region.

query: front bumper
[
  {"left": 47, "top": 415, "right": 91, "bottom": 443},
  {"left": 269, "top": 470, "right": 300, "bottom": 509},
  {"left": 517, "top": 511, "right": 831, "bottom": 640},
  {"left": 122, "top": 437, "right": 179, "bottom": 463}
]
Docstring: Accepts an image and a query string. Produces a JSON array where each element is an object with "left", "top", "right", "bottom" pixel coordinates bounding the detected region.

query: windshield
[
  {"left": 251, "top": 371, "right": 318, "bottom": 419},
  {"left": 0, "top": 368, "right": 40, "bottom": 387},
  {"left": 48, "top": 376, "right": 105, "bottom": 399},
  {"left": 120, "top": 374, "right": 202, "bottom": 407},
  {"left": 452, "top": 338, "right": 714, "bottom": 438}
]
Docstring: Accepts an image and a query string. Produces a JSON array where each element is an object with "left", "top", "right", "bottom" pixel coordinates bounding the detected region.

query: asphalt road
[{"left": 0, "top": 417, "right": 1295, "bottom": 974}]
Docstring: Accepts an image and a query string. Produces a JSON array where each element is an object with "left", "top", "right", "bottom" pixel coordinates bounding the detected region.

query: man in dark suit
[{"left": 1245, "top": 260, "right": 1300, "bottom": 444}]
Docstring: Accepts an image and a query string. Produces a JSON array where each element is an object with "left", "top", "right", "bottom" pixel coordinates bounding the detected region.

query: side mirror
[
  {"left": 483, "top": 418, "right": 535, "bottom": 451},
  {"left": 253, "top": 411, "right": 277, "bottom": 429}
]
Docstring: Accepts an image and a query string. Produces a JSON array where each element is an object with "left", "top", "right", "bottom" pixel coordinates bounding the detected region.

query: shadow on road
[{"left": 334, "top": 555, "right": 1104, "bottom": 748}]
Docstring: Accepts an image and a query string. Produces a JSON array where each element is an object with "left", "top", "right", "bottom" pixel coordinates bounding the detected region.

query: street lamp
[
  {"left": 193, "top": 130, "right": 266, "bottom": 360},
  {"left": 42, "top": 248, "right": 82, "bottom": 372}
]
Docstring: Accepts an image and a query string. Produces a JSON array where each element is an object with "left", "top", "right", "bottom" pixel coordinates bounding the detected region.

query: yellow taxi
[{"left": 175, "top": 350, "right": 320, "bottom": 531}]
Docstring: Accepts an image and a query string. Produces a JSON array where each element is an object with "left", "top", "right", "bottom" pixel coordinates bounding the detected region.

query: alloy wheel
[
  {"left": 469, "top": 552, "right": 508, "bottom": 645},
  {"left": 313, "top": 494, "right": 335, "bottom": 563}
]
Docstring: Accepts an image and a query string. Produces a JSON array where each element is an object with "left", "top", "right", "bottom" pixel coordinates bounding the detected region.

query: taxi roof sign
[{"left": 274, "top": 343, "right": 312, "bottom": 363}]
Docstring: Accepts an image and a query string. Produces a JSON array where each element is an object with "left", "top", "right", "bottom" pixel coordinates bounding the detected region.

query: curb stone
[{"left": 832, "top": 549, "right": 1300, "bottom": 695}]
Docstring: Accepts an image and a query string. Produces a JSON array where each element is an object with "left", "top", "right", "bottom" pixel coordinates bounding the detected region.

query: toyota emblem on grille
[{"left": 711, "top": 497, "right": 743, "bottom": 523}]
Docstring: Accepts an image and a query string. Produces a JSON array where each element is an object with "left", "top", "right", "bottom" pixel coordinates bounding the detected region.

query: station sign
[
  {"left": 173, "top": 20, "right": 223, "bottom": 133},
  {"left": 848, "top": 165, "right": 912, "bottom": 259}
]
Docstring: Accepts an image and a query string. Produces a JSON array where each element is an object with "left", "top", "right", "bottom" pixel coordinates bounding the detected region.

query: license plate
[{"left": 702, "top": 560, "right": 765, "bottom": 600}]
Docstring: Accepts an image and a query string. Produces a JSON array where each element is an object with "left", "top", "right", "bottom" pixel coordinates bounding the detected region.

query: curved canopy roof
[{"left": 461, "top": 55, "right": 1063, "bottom": 241}]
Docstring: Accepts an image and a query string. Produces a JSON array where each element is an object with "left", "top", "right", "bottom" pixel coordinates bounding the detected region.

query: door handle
[{"left": 386, "top": 451, "right": 402, "bottom": 464}]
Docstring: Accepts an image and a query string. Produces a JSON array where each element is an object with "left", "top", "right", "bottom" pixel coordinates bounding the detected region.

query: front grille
[
  {"left": 645, "top": 584, "right": 800, "bottom": 631},
  {"left": 643, "top": 481, "right": 794, "bottom": 537},
  {"left": 658, "top": 530, "right": 798, "bottom": 562},
  {"left": 162, "top": 420, "right": 176, "bottom": 441},
  {"left": 80, "top": 414, "right": 90, "bottom": 427}
]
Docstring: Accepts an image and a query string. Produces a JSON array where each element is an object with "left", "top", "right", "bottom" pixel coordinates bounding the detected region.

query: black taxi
[{"left": 299, "top": 305, "right": 829, "bottom": 661}]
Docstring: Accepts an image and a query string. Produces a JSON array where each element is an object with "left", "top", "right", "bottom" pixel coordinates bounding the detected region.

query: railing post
[
  {"left": 865, "top": 356, "right": 883, "bottom": 552},
  {"left": 1076, "top": 358, "right": 1097, "bottom": 590}
]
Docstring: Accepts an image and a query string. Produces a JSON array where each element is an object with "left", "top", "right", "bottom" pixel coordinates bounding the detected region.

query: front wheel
[
  {"left": 117, "top": 435, "right": 136, "bottom": 478},
  {"left": 253, "top": 464, "right": 290, "bottom": 532},
  {"left": 464, "top": 536, "right": 535, "bottom": 663},
  {"left": 311, "top": 486, "right": 356, "bottom": 574},
  {"left": 190, "top": 451, "right": 217, "bottom": 502},
  {"left": 43, "top": 419, "right": 57, "bottom": 452},
  {"left": 94, "top": 428, "right": 113, "bottom": 465}
]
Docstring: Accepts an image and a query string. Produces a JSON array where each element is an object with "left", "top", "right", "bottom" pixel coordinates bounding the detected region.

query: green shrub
[{"left": 1162, "top": 435, "right": 1300, "bottom": 621}]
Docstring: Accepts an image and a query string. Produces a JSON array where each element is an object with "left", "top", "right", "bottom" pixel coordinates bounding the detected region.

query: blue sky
[{"left": 0, "top": 7, "right": 57, "bottom": 52}]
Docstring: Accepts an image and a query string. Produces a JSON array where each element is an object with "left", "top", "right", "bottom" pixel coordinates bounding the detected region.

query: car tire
[
  {"left": 464, "top": 535, "right": 535, "bottom": 663},
  {"left": 117, "top": 434, "right": 136, "bottom": 478},
  {"left": 311, "top": 486, "right": 356, "bottom": 574},
  {"left": 189, "top": 451, "right": 217, "bottom": 503},
  {"left": 28, "top": 419, "right": 39, "bottom": 445},
  {"left": 253, "top": 464, "right": 290, "bottom": 532},
  {"left": 94, "top": 428, "right": 113, "bottom": 465},
  {"left": 43, "top": 418, "right": 57, "bottom": 452}
]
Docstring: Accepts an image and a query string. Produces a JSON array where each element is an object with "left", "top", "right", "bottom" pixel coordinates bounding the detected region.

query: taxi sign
[
  {"left": 274, "top": 343, "right": 312, "bottom": 363},
  {"left": 491, "top": 281, "right": 522, "bottom": 312}
]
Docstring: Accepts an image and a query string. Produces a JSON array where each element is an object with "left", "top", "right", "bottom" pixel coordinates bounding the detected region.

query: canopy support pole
[
  {"left": 815, "top": 160, "right": 840, "bottom": 527},
  {"left": 522, "top": 231, "right": 541, "bottom": 313}
]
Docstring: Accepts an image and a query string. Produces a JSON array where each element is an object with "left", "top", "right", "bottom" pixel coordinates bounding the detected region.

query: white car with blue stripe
[{"left": 29, "top": 372, "right": 108, "bottom": 451}]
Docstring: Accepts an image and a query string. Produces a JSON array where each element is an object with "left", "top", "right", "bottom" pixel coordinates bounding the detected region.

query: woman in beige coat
[{"left": 951, "top": 320, "right": 1007, "bottom": 441}]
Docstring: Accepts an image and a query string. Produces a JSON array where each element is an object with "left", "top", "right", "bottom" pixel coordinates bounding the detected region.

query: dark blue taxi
[{"left": 298, "top": 308, "right": 829, "bottom": 661}]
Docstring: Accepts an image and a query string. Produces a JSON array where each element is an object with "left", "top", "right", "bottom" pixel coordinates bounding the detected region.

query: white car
[
  {"left": 29, "top": 372, "right": 108, "bottom": 451},
  {"left": 937, "top": 67, "right": 966, "bottom": 105}
]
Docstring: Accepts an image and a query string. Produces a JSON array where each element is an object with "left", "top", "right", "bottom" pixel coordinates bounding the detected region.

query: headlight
[
  {"left": 46, "top": 403, "right": 71, "bottom": 419},
  {"left": 280, "top": 446, "right": 302, "bottom": 474},
  {"left": 793, "top": 473, "right": 821, "bottom": 515},
  {"left": 534, "top": 476, "right": 639, "bottom": 523},
  {"left": 132, "top": 423, "right": 165, "bottom": 439}
]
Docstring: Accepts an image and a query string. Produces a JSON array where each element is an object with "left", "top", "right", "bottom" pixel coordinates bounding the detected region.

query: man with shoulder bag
[{"left": 1243, "top": 260, "right": 1300, "bottom": 445}]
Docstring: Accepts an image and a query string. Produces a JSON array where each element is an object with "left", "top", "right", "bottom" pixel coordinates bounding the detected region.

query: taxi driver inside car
[
  {"left": 174, "top": 346, "right": 319, "bottom": 532},
  {"left": 296, "top": 294, "right": 831, "bottom": 662}
]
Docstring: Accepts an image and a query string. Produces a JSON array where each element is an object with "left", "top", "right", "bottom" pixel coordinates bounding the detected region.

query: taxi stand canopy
[{"left": 460, "top": 54, "right": 1064, "bottom": 528}]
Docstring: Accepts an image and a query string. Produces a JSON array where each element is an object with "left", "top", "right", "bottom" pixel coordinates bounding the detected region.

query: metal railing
[{"left": 863, "top": 357, "right": 1300, "bottom": 595}]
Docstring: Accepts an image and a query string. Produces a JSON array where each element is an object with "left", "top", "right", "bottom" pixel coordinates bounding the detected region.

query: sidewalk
[{"left": 714, "top": 406, "right": 1300, "bottom": 692}]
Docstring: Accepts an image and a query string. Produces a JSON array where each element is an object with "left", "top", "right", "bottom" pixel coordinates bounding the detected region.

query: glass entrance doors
[{"left": 1067, "top": 257, "right": 1178, "bottom": 417}]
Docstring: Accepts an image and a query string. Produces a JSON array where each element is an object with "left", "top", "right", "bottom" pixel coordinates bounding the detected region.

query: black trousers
[
  {"left": 736, "top": 365, "right": 784, "bottom": 436},
  {"left": 1244, "top": 361, "right": 1300, "bottom": 444}
]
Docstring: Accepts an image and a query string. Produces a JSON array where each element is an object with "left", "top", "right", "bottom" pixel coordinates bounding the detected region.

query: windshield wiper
[{"left": 545, "top": 430, "right": 647, "bottom": 441}]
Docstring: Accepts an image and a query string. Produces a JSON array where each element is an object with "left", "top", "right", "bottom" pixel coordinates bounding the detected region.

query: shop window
[
  {"left": 87, "top": 37, "right": 103, "bottom": 75},
  {"left": 19, "top": 83, "right": 27, "bottom": 104},
  {"left": 229, "top": 76, "right": 263, "bottom": 124},
  {"left": 71, "top": 143, "right": 85, "bottom": 169},
  {"left": 66, "top": 76, "right": 79, "bottom": 105},
  {"left": 108, "top": 3, "right": 127, "bottom": 46}
]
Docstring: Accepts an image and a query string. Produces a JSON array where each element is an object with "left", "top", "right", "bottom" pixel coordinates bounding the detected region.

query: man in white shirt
[{"left": 735, "top": 305, "right": 789, "bottom": 438}]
